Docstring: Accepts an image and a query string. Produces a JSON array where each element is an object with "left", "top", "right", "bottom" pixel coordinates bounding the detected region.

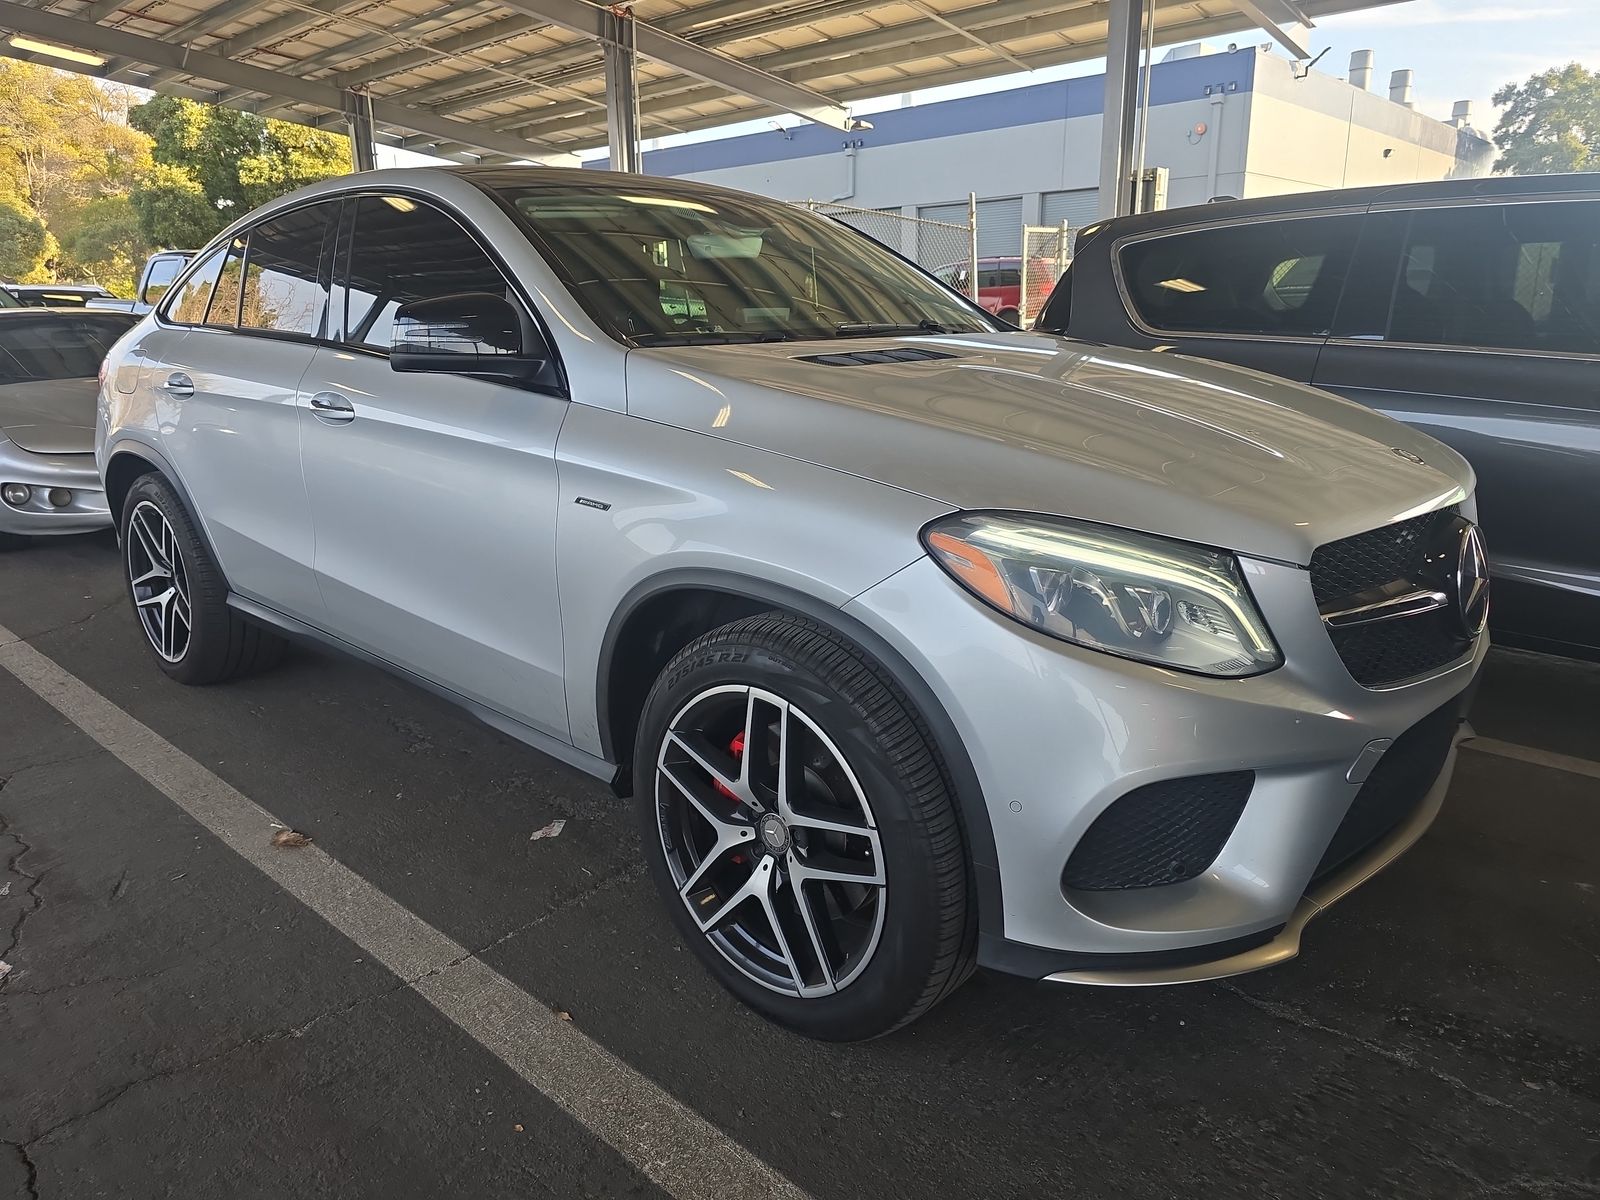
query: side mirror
[{"left": 390, "top": 292, "right": 560, "bottom": 390}]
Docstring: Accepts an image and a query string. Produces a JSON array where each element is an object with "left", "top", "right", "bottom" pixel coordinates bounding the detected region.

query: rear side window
[
  {"left": 1119, "top": 216, "right": 1360, "bottom": 337},
  {"left": 340, "top": 195, "right": 513, "bottom": 351},
  {"left": 1387, "top": 201, "right": 1600, "bottom": 356},
  {"left": 164, "top": 246, "right": 226, "bottom": 324},
  {"left": 239, "top": 205, "right": 333, "bottom": 338},
  {"left": 0, "top": 314, "right": 138, "bottom": 383}
]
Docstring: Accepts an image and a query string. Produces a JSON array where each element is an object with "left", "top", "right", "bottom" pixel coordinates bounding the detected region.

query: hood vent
[{"left": 797, "top": 347, "right": 958, "bottom": 367}]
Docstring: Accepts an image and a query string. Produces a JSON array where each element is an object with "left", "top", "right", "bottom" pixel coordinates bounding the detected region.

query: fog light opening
[
  {"left": 2, "top": 482, "right": 31, "bottom": 507},
  {"left": 47, "top": 487, "right": 72, "bottom": 508}
]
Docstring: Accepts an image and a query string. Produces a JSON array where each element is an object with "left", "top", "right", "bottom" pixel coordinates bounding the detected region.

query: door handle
[
  {"left": 158, "top": 371, "right": 194, "bottom": 398},
  {"left": 309, "top": 391, "right": 356, "bottom": 424}
]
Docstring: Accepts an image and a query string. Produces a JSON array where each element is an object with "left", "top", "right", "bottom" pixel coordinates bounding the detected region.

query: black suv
[{"left": 1039, "top": 174, "right": 1600, "bottom": 660}]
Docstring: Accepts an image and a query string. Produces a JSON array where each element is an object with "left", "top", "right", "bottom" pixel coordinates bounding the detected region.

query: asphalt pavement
[{"left": 2, "top": 531, "right": 1597, "bottom": 1200}]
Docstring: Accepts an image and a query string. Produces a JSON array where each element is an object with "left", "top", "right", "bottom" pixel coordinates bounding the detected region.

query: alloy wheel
[
  {"left": 655, "top": 685, "right": 887, "bottom": 997},
  {"left": 126, "top": 499, "right": 192, "bottom": 663}
]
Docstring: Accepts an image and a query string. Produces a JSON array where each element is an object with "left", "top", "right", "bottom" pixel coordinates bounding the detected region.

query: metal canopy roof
[{"left": 0, "top": 0, "right": 1409, "bottom": 167}]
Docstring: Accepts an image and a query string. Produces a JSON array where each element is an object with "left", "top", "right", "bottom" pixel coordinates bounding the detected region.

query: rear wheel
[
  {"left": 635, "top": 612, "right": 975, "bottom": 1040},
  {"left": 997, "top": 307, "right": 1020, "bottom": 326},
  {"left": 120, "top": 474, "right": 286, "bottom": 684}
]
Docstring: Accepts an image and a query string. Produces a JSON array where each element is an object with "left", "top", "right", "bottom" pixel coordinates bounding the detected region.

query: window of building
[
  {"left": 239, "top": 204, "right": 333, "bottom": 338},
  {"left": 1119, "top": 216, "right": 1361, "bottom": 337},
  {"left": 164, "top": 246, "right": 226, "bottom": 325},
  {"left": 341, "top": 195, "right": 513, "bottom": 351},
  {"left": 1387, "top": 201, "right": 1600, "bottom": 355}
]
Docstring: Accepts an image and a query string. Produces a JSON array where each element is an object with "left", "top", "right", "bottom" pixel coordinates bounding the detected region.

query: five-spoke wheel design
[
  {"left": 655, "top": 684, "right": 887, "bottom": 998},
  {"left": 126, "top": 499, "right": 192, "bottom": 663}
]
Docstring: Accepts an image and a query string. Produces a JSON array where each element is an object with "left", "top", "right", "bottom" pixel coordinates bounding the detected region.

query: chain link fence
[
  {"left": 1018, "top": 223, "right": 1078, "bottom": 326},
  {"left": 796, "top": 198, "right": 979, "bottom": 300}
]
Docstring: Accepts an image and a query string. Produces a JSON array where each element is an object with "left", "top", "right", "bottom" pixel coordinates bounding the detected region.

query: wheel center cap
[{"left": 757, "top": 813, "right": 789, "bottom": 854}]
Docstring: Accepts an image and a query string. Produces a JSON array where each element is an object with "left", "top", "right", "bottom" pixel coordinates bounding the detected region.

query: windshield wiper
[
  {"left": 833, "top": 320, "right": 948, "bottom": 338},
  {"left": 633, "top": 330, "right": 797, "bottom": 346}
]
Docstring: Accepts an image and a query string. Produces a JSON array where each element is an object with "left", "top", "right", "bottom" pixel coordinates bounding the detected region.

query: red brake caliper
[{"left": 718, "top": 731, "right": 747, "bottom": 863}]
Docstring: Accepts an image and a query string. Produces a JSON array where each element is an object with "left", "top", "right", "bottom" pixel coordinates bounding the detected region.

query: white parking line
[
  {"left": 1463, "top": 736, "right": 1600, "bottom": 781},
  {"left": 0, "top": 621, "right": 811, "bottom": 1200}
]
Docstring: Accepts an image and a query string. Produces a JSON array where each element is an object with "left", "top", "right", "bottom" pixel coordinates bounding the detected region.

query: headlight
[{"left": 923, "top": 512, "right": 1281, "bottom": 677}]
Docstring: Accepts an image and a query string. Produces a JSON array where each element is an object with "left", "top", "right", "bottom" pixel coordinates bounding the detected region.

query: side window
[
  {"left": 996, "top": 268, "right": 1021, "bottom": 288},
  {"left": 1389, "top": 201, "right": 1600, "bottom": 356},
  {"left": 341, "top": 195, "right": 514, "bottom": 351},
  {"left": 203, "top": 237, "right": 247, "bottom": 328},
  {"left": 164, "top": 247, "right": 226, "bottom": 324},
  {"left": 239, "top": 204, "right": 334, "bottom": 337},
  {"left": 1119, "top": 216, "right": 1361, "bottom": 337}
]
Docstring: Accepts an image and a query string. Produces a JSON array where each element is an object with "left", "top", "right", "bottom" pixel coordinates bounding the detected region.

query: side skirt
[{"left": 226, "top": 594, "right": 622, "bottom": 788}]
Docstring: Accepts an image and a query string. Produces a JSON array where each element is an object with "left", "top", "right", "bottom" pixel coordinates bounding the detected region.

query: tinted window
[
  {"left": 996, "top": 268, "right": 1021, "bottom": 288},
  {"left": 240, "top": 205, "right": 332, "bottom": 337},
  {"left": 165, "top": 246, "right": 226, "bottom": 324},
  {"left": 1120, "top": 216, "right": 1360, "bottom": 336},
  {"left": 342, "top": 196, "right": 511, "bottom": 351},
  {"left": 0, "top": 314, "right": 138, "bottom": 383},
  {"left": 1387, "top": 201, "right": 1600, "bottom": 355}
]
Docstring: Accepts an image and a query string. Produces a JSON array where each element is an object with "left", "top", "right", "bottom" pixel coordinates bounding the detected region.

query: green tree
[
  {"left": 1493, "top": 62, "right": 1600, "bottom": 175},
  {"left": 58, "top": 194, "right": 147, "bottom": 296},
  {"left": 0, "top": 199, "right": 48, "bottom": 280},
  {"left": 130, "top": 162, "right": 222, "bottom": 249},
  {"left": 128, "top": 96, "right": 348, "bottom": 247}
]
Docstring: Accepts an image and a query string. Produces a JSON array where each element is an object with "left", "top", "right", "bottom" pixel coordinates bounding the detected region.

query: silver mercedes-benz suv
[{"left": 97, "top": 168, "right": 1488, "bottom": 1040}]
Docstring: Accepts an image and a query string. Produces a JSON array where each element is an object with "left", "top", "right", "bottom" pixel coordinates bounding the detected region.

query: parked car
[
  {"left": 86, "top": 251, "right": 196, "bottom": 315},
  {"left": 1038, "top": 173, "right": 1600, "bottom": 661},
  {"left": 99, "top": 168, "right": 1487, "bottom": 1039},
  {"left": 4, "top": 283, "right": 115, "bottom": 308},
  {"left": 935, "top": 255, "right": 1058, "bottom": 324},
  {"left": 0, "top": 309, "right": 137, "bottom": 549}
]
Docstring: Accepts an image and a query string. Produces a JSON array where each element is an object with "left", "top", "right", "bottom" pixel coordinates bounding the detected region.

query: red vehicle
[{"left": 935, "top": 256, "right": 1059, "bottom": 325}]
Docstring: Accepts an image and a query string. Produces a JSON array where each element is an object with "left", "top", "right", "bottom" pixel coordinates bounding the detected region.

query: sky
[{"left": 584, "top": 0, "right": 1600, "bottom": 163}]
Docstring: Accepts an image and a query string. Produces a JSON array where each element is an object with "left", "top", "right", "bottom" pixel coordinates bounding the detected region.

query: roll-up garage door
[
  {"left": 977, "top": 197, "right": 1023, "bottom": 257},
  {"left": 916, "top": 201, "right": 970, "bottom": 269},
  {"left": 1041, "top": 188, "right": 1099, "bottom": 231}
]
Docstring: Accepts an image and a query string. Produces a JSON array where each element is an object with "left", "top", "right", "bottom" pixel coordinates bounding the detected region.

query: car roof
[
  {"left": 7, "top": 283, "right": 111, "bottom": 293},
  {"left": 0, "top": 307, "right": 136, "bottom": 320},
  {"left": 1083, "top": 172, "right": 1600, "bottom": 241}
]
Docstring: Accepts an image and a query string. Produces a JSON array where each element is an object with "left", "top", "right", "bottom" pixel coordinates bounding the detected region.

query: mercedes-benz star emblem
[
  {"left": 1391, "top": 447, "right": 1427, "bottom": 466},
  {"left": 1452, "top": 521, "right": 1491, "bottom": 637}
]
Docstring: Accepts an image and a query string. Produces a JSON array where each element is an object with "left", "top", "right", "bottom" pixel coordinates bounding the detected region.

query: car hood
[
  {"left": 626, "top": 333, "right": 1473, "bottom": 566},
  {"left": 0, "top": 377, "right": 98, "bottom": 455}
]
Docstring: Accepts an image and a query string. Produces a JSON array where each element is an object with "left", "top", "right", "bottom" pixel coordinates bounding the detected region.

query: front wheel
[{"left": 634, "top": 613, "right": 975, "bottom": 1040}]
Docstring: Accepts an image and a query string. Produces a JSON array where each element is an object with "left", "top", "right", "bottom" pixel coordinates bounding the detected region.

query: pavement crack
[
  {"left": 4, "top": 1140, "right": 39, "bottom": 1200},
  {"left": 0, "top": 799, "right": 45, "bottom": 980},
  {"left": 15, "top": 596, "right": 125, "bottom": 644},
  {"left": 1218, "top": 982, "right": 1526, "bottom": 1117}
]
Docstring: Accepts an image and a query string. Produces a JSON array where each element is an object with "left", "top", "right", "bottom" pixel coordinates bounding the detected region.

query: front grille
[
  {"left": 1314, "top": 699, "right": 1461, "bottom": 881},
  {"left": 1061, "top": 771, "right": 1254, "bottom": 891},
  {"left": 1310, "top": 508, "right": 1472, "bottom": 688}
]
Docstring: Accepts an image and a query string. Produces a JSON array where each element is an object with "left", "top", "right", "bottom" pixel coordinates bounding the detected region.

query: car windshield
[
  {"left": 0, "top": 314, "right": 136, "bottom": 384},
  {"left": 491, "top": 183, "right": 997, "bottom": 344}
]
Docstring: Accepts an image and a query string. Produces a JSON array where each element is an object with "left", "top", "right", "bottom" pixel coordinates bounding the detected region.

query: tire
[
  {"left": 0, "top": 531, "right": 28, "bottom": 551},
  {"left": 120, "top": 473, "right": 286, "bottom": 685},
  {"left": 997, "top": 308, "right": 1020, "bottom": 326},
  {"left": 634, "top": 612, "right": 975, "bottom": 1040}
]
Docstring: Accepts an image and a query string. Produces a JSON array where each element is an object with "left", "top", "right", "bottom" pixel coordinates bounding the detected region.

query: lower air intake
[{"left": 1061, "top": 771, "right": 1255, "bottom": 891}]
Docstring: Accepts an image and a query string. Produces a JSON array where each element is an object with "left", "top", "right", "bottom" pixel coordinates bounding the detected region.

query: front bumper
[
  {"left": 0, "top": 437, "right": 111, "bottom": 536},
  {"left": 845, "top": 553, "right": 1487, "bottom": 976}
]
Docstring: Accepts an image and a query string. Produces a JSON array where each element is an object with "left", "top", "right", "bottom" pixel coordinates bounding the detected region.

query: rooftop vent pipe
[
  {"left": 1389, "top": 68, "right": 1414, "bottom": 108},
  {"left": 1452, "top": 99, "right": 1474, "bottom": 126},
  {"left": 1349, "top": 49, "right": 1374, "bottom": 91}
]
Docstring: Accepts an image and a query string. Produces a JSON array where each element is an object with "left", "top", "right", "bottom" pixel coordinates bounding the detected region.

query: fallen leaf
[
  {"left": 272, "top": 830, "right": 313, "bottom": 848},
  {"left": 529, "top": 819, "right": 567, "bottom": 841},
  {"left": 0, "top": 961, "right": 10, "bottom": 982},
  {"left": 513, "top": 1124, "right": 524, "bottom": 1133},
  {"left": 0, "top": 882, "right": 9, "bottom": 896},
  {"left": 555, "top": 1010, "right": 572, "bottom": 1022}
]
